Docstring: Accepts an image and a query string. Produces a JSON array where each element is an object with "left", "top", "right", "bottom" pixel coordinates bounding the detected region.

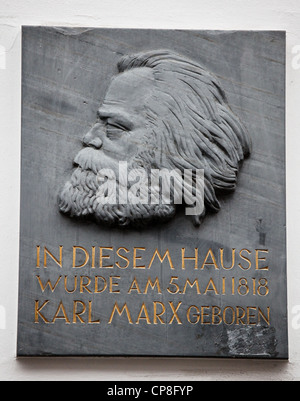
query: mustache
[
  {"left": 73, "top": 146, "right": 122, "bottom": 175},
  {"left": 73, "top": 147, "right": 107, "bottom": 174}
]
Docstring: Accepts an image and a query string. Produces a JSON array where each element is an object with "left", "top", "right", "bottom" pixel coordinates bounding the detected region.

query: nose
[{"left": 83, "top": 123, "right": 104, "bottom": 149}]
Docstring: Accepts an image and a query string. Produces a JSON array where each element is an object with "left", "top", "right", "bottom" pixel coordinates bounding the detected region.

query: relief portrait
[
  {"left": 58, "top": 50, "right": 251, "bottom": 227},
  {"left": 18, "top": 28, "right": 287, "bottom": 359}
]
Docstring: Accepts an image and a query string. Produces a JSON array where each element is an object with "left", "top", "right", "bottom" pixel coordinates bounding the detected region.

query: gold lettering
[
  {"left": 73, "top": 246, "right": 89, "bottom": 268},
  {"left": 167, "top": 276, "right": 180, "bottom": 294},
  {"left": 99, "top": 247, "right": 113, "bottom": 268},
  {"left": 136, "top": 303, "right": 151, "bottom": 324},
  {"left": 187, "top": 305, "right": 200, "bottom": 324},
  {"left": 204, "top": 278, "right": 219, "bottom": 295},
  {"left": 247, "top": 307, "right": 257, "bottom": 325},
  {"left": 34, "top": 300, "right": 49, "bottom": 323},
  {"left": 183, "top": 278, "right": 201, "bottom": 294},
  {"left": 44, "top": 246, "right": 63, "bottom": 268},
  {"left": 257, "top": 278, "right": 269, "bottom": 296},
  {"left": 52, "top": 301, "right": 70, "bottom": 324},
  {"left": 238, "top": 249, "right": 252, "bottom": 270},
  {"left": 36, "top": 245, "right": 40, "bottom": 268},
  {"left": 108, "top": 302, "right": 133, "bottom": 324},
  {"left": 236, "top": 306, "right": 246, "bottom": 325},
  {"left": 64, "top": 275, "right": 77, "bottom": 293},
  {"left": 201, "top": 306, "right": 210, "bottom": 325},
  {"left": 109, "top": 276, "right": 120, "bottom": 293},
  {"left": 256, "top": 249, "right": 269, "bottom": 270},
  {"left": 220, "top": 248, "right": 235, "bottom": 270},
  {"left": 223, "top": 306, "right": 235, "bottom": 325},
  {"left": 91, "top": 246, "right": 96, "bottom": 268},
  {"left": 222, "top": 277, "right": 226, "bottom": 295},
  {"left": 200, "top": 249, "right": 218, "bottom": 270},
  {"left": 181, "top": 248, "right": 198, "bottom": 269},
  {"left": 80, "top": 276, "right": 92, "bottom": 293},
  {"left": 144, "top": 277, "right": 162, "bottom": 294},
  {"left": 128, "top": 277, "right": 141, "bottom": 294},
  {"left": 95, "top": 276, "right": 107, "bottom": 293},
  {"left": 73, "top": 300, "right": 86, "bottom": 323},
  {"left": 133, "top": 247, "right": 146, "bottom": 269},
  {"left": 88, "top": 301, "right": 100, "bottom": 324},
  {"left": 36, "top": 275, "right": 62, "bottom": 293},
  {"left": 258, "top": 307, "right": 270, "bottom": 325},
  {"left": 116, "top": 247, "right": 130, "bottom": 269},
  {"left": 153, "top": 302, "right": 166, "bottom": 324},
  {"left": 212, "top": 306, "right": 222, "bottom": 325},
  {"left": 148, "top": 249, "right": 174, "bottom": 269},
  {"left": 169, "top": 301, "right": 182, "bottom": 324}
]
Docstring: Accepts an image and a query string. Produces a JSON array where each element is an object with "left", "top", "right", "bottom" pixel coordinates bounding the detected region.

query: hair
[{"left": 117, "top": 50, "right": 251, "bottom": 220}]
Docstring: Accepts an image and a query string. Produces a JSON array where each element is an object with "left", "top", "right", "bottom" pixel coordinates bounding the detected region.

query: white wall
[{"left": 0, "top": 0, "right": 300, "bottom": 381}]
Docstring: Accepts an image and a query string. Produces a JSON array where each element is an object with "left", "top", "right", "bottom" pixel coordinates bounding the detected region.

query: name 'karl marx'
[{"left": 58, "top": 50, "right": 251, "bottom": 227}]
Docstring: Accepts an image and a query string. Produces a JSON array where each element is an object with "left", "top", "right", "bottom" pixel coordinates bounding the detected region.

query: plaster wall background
[{"left": 0, "top": 0, "right": 299, "bottom": 380}]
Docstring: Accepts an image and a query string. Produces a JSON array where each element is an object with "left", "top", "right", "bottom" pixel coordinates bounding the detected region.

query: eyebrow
[{"left": 97, "top": 107, "right": 133, "bottom": 129}]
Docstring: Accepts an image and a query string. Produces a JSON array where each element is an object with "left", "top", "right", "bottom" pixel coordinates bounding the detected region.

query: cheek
[{"left": 104, "top": 134, "right": 142, "bottom": 161}]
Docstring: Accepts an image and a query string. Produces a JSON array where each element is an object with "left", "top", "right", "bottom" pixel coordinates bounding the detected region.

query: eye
[
  {"left": 106, "top": 122, "right": 127, "bottom": 139},
  {"left": 97, "top": 114, "right": 106, "bottom": 124}
]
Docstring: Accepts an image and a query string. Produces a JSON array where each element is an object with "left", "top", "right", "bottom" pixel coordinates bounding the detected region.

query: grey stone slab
[{"left": 17, "top": 27, "right": 287, "bottom": 358}]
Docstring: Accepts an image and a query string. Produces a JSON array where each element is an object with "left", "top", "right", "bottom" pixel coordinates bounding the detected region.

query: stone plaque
[{"left": 17, "top": 27, "right": 288, "bottom": 358}]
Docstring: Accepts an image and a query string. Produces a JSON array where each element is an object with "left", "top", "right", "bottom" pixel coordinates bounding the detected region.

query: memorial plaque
[{"left": 17, "top": 27, "right": 288, "bottom": 358}]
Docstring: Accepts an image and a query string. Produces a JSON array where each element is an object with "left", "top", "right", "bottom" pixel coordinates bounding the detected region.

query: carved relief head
[{"left": 58, "top": 50, "right": 251, "bottom": 227}]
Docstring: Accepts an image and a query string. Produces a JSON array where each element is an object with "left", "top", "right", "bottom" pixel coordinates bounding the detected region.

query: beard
[{"left": 58, "top": 146, "right": 176, "bottom": 227}]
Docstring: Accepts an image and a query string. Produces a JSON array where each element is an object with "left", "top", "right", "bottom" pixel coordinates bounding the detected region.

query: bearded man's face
[{"left": 58, "top": 66, "right": 177, "bottom": 226}]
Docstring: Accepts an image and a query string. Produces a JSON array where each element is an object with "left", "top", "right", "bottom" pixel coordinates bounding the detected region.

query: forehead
[{"left": 100, "top": 67, "right": 156, "bottom": 115}]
